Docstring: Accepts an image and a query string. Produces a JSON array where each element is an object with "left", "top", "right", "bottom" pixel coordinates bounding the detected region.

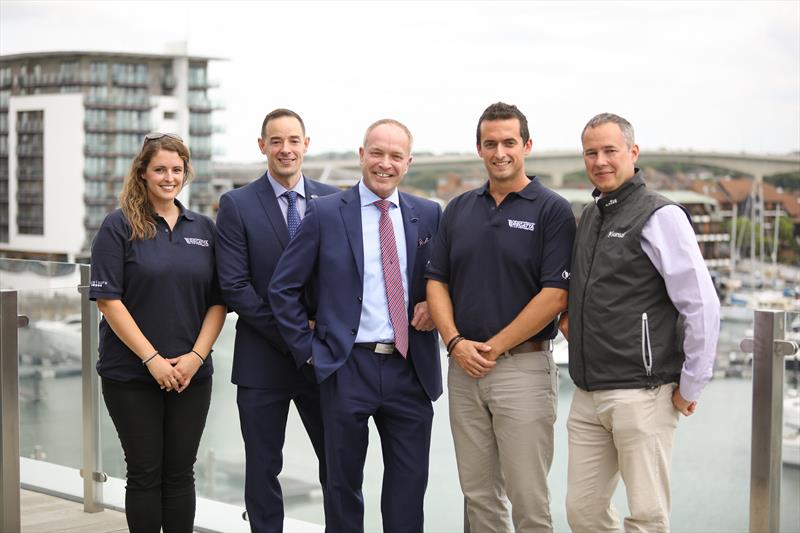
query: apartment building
[{"left": 0, "top": 49, "right": 222, "bottom": 261}]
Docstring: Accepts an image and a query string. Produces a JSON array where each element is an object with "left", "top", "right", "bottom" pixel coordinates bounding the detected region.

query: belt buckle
[{"left": 374, "top": 342, "right": 395, "bottom": 355}]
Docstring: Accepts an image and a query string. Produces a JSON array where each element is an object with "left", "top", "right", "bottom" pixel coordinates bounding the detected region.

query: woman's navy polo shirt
[
  {"left": 425, "top": 177, "right": 576, "bottom": 343},
  {"left": 89, "top": 200, "right": 224, "bottom": 382}
]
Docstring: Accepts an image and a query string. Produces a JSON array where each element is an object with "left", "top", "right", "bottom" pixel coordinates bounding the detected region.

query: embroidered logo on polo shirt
[
  {"left": 184, "top": 237, "right": 210, "bottom": 247},
  {"left": 607, "top": 231, "right": 626, "bottom": 239},
  {"left": 508, "top": 219, "right": 536, "bottom": 232}
]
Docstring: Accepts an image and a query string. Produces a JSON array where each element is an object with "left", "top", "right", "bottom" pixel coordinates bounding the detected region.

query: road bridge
[{"left": 305, "top": 150, "right": 800, "bottom": 187}]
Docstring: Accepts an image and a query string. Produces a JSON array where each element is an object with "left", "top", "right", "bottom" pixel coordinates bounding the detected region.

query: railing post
[
  {"left": 1, "top": 290, "right": 21, "bottom": 532},
  {"left": 741, "top": 309, "right": 799, "bottom": 533},
  {"left": 80, "top": 265, "right": 105, "bottom": 513}
]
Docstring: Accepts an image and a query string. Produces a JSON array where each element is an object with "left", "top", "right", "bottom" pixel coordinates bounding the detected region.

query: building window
[{"left": 16, "top": 110, "right": 44, "bottom": 235}]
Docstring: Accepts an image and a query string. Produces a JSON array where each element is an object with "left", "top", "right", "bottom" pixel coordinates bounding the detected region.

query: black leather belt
[
  {"left": 504, "top": 339, "right": 553, "bottom": 357},
  {"left": 354, "top": 342, "right": 397, "bottom": 355}
]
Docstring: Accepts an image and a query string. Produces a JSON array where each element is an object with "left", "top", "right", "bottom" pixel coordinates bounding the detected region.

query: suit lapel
[
  {"left": 303, "top": 178, "right": 322, "bottom": 203},
  {"left": 399, "top": 193, "right": 419, "bottom": 293},
  {"left": 340, "top": 185, "right": 364, "bottom": 282},
  {"left": 255, "top": 173, "right": 289, "bottom": 248}
]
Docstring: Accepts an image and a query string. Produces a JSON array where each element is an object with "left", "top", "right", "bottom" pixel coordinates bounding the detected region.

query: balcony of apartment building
[
  {"left": 83, "top": 145, "right": 138, "bottom": 158},
  {"left": 188, "top": 76, "right": 220, "bottom": 90},
  {"left": 110, "top": 72, "right": 149, "bottom": 88},
  {"left": 14, "top": 192, "right": 42, "bottom": 207},
  {"left": 14, "top": 72, "right": 106, "bottom": 89},
  {"left": 83, "top": 119, "right": 151, "bottom": 134},
  {"left": 83, "top": 94, "right": 153, "bottom": 110},
  {"left": 160, "top": 73, "right": 176, "bottom": 91},
  {"left": 15, "top": 145, "right": 43, "bottom": 158},
  {"left": 1, "top": 258, "right": 799, "bottom": 533},
  {"left": 15, "top": 216, "right": 43, "bottom": 234},
  {"left": 82, "top": 193, "right": 118, "bottom": 209},
  {"left": 187, "top": 95, "right": 224, "bottom": 112},
  {"left": 15, "top": 121, "right": 43, "bottom": 134}
]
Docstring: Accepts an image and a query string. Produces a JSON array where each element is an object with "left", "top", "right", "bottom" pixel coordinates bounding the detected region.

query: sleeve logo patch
[
  {"left": 184, "top": 237, "right": 210, "bottom": 247},
  {"left": 508, "top": 219, "right": 536, "bottom": 232},
  {"left": 90, "top": 280, "right": 108, "bottom": 288},
  {"left": 562, "top": 270, "right": 570, "bottom": 280}
]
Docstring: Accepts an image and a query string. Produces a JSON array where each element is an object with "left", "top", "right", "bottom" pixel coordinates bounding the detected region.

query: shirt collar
[
  {"left": 477, "top": 176, "right": 539, "bottom": 200},
  {"left": 358, "top": 179, "right": 400, "bottom": 208},
  {"left": 175, "top": 198, "right": 194, "bottom": 221},
  {"left": 267, "top": 172, "right": 306, "bottom": 199},
  {"left": 151, "top": 198, "right": 194, "bottom": 222}
]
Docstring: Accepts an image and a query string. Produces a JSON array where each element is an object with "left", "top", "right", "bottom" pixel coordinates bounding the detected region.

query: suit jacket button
[
  {"left": 351, "top": 328, "right": 357, "bottom": 335},
  {"left": 357, "top": 296, "right": 363, "bottom": 303}
]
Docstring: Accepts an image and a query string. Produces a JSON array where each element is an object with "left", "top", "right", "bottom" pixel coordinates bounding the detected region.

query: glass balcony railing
[
  {"left": 84, "top": 94, "right": 153, "bottom": 110},
  {"left": 2, "top": 258, "right": 799, "bottom": 532}
]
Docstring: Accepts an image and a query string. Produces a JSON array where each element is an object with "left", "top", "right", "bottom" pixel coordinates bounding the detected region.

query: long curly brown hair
[{"left": 119, "top": 136, "right": 193, "bottom": 240}]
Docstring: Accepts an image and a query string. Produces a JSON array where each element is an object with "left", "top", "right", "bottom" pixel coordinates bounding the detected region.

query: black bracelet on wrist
[
  {"left": 446, "top": 334, "right": 463, "bottom": 353},
  {"left": 142, "top": 351, "right": 160, "bottom": 366},
  {"left": 191, "top": 349, "right": 206, "bottom": 364},
  {"left": 447, "top": 335, "right": 465, "bottom": 355}
]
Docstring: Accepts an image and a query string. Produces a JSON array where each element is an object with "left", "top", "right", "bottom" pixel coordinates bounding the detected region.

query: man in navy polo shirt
[{"left": 426, "top": 102, "right": 576, "bottom": 532}]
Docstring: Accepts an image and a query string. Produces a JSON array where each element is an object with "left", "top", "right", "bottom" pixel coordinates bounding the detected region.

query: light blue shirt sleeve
[
  {"left": 641, "top": 204, "right": 721, "bottom": 402},
  {"left": 355, "top": 181, "right": 409, "bottom": 344}
]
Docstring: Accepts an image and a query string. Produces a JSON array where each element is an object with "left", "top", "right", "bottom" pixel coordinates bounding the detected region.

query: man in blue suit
[
  {"left": 269, "top": 119, "right": 442, "bottom": 533},
  {"left": 215, "top": 108, "right": 339, "bottom": 533}
]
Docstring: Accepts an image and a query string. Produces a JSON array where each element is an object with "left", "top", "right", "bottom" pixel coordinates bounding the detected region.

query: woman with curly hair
[{"left": 89, "top": 132, "right": 225, "bottom": 533}]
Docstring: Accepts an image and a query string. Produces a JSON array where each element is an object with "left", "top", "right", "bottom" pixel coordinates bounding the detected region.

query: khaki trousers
[
  {"left": 566, "top": 385, "right": 680, "bottom": 533},
  {"left": 448, "top": 350, "right": 558, "bottom": 533}
]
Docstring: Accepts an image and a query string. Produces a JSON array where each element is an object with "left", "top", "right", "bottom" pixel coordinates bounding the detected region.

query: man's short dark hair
[
  {"left": 476, "top": 102, "right": 530, "bottom": 146},
  {"left": 261, "top": 108, "right": 306, "bottom": 138}
]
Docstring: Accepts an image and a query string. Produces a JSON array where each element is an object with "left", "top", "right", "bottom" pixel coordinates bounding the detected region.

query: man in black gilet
[{"left": 564, "top": 113, "right": 720, "bottom": 533}]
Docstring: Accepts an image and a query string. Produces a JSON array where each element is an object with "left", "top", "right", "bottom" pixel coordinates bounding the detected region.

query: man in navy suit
[
  {"left": 269, "top": 119, "right": 442, "bottom": 533},
  {"left": 215, "top": 108, "right": 339, "bottom": 533}
]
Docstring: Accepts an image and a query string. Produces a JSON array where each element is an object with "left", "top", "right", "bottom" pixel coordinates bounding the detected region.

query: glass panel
[
  {"left": 6, "top": 260, "right": 83, "bottom": 471},
  {"left": 4, "top": 257, "right": 800, "bottom": 531}
]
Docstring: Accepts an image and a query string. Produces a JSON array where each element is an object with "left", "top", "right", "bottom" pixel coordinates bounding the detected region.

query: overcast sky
[{"left": 1, "top": 1, "right": 798, "bottom": 162}]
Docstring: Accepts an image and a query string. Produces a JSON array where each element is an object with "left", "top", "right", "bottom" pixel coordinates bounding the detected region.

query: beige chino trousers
[
  {"left": 448, "top": 350, "right": 558, "bottom": 533},
  {"left": 566, "top": 384, "right": 680, "bottom": 533}
]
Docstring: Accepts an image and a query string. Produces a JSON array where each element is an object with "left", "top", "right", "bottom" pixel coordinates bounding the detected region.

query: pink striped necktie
[{"left": 374, "top": 200, "right": 408, "bottom": 358}]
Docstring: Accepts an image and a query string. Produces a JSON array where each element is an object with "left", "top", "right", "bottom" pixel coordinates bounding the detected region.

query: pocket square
[{"left": 418, "top": 236, "right": 431, "bottom": 247}]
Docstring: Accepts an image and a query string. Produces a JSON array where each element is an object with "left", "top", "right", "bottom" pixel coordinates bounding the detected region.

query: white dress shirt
[
  {"left": 641, "top": 204, "right": 721, "bottom": 402},
  {"left": 355, "top": 180, "right": 410, "bottom": 344}
]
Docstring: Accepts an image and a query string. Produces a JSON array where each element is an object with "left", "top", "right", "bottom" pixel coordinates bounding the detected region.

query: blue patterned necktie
[{"left": 284, "top": 191, "right": 301, "bottom": 239}]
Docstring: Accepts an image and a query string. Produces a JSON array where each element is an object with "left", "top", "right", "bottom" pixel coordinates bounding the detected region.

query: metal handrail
[
  {"left": 740, "top": 309, "right": 799, "bottom": 533},
  {"left": 0, "top": 290, "right": 21, "bottom": 532},
  {"left": 79, "top": 265, "right": 105, "bottom": 512}
]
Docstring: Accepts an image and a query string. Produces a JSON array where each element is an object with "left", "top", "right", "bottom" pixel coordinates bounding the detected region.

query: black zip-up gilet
[{"left": 568, "top": 171, "right": 688, "bottom": 391}]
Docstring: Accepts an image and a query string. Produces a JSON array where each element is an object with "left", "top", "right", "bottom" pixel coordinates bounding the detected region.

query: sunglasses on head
[{"left": 142, "top": 132, "right": 183, "bottom": 147}]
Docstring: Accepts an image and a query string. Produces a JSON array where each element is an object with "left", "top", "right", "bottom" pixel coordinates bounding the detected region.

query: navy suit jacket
[
  {"left": 268, "top": 184, "right": 443, "bottom": 401},
  {"left": 215, "top": 172, "right": 339, "bottom": 388}
]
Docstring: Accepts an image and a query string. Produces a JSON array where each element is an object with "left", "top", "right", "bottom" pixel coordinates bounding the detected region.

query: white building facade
[{"left": 0, "top": 50, "right": 222, "bottom": 262}]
